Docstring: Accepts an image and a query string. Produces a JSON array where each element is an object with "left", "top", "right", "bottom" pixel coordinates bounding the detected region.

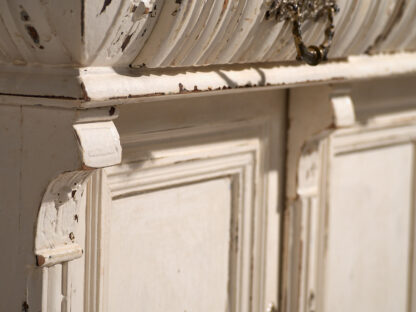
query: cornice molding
[
  {"left": 1, "top": 52, "right": 416, "bottom": 108},
  {"left": 0, "top": 0, "right": 415, "bottom": 68}
]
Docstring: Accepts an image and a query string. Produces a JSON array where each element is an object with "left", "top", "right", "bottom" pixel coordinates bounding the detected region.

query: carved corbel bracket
[
  {"left": 283, "top": 85, "right": 355, "bottom": 312},
  {"left": 286, "top": 85, "right": 354, "bottom": 199},
  {"left": 296, "top": 92, "right": 355, "bottom": 195},
  {"left": 35, "top": 116, "right": 121, "bottom": 267}
]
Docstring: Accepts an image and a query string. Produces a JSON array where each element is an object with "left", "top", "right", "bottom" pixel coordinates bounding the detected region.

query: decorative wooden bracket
[{"left": 35, "top": 120, "right": 121, "bottom": 267}]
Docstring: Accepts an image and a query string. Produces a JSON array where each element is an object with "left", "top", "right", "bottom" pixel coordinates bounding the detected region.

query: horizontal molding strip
[{"left": 1, "top": 52, "right": 416, "bottom": 108}]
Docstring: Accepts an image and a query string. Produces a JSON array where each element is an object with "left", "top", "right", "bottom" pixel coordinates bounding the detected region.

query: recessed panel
[
  {"left": 325, "top": 144, "right": 414, "bottom": 312},
  {"left": 108, "top": 178, "right": 233, "bottom": 312}
]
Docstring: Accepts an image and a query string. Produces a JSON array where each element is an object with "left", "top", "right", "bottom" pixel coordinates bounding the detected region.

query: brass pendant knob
[
  {"left": 266, "top": 1, "right": 339, "bottom": 66},
  {"left": 267, "top": 303, "right": 278, "bottom": 312},
  {"left": 290, "top": 3, "right": 338, "bottom": 66}
]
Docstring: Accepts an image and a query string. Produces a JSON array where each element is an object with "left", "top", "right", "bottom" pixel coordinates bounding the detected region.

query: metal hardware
[
  {"left": 267, "top": 302, "right": 278, "bottom": 312},
  {"left": 266, "top": 0, "right": 339, "bottom": 66}
]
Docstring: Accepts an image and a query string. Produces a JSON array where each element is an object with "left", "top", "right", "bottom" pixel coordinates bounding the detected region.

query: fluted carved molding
[{"left": 0, "top": 0, "right": 415, "bottom": 68}]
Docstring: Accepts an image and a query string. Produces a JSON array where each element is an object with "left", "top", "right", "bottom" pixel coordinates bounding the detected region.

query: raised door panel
[
  {"left": 317, "top": 81, "right": 416, "bottom": 312},
  {"left": 285, "top": 79, "right": 416, "bottom": 312},
  {"left": 84, "top": 90, "right": 286, "bottom": 312},
  {"left": 324, "top": 142, "right": 415, "bottom": 312},
  {"left": 109, "top": 178, "right": 232, "bottom": 312}
]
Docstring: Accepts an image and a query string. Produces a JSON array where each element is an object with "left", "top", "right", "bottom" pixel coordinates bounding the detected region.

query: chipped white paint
[
  {"left": 78, "top": 91, "right": 286, "bottom": 312},
  {"left": 35, "top": 120, "right": 121, "bottom": 268},
  {"left": 35, "top": 171, "right": 90, "bottom": 267},
  {"left": 0, "top": 105, "right": 121, "bottom": 311},
  {"left": 283, "top": 86, "right": 357, "bottom": 312},
  {"left": 2, "top": 53, "right": 416, "bottom": 108},
  {"left": 80, "top": 53, "right": 416, "bottom": 105},
  {"left": 1, "top": 1, "right": 416, "bottom": 312},
  {"left": 284, "top": 77, "right": 416, "bottom": 312},
  {"left": 32, "top": 118, "right": 121, "bottom": 310},
  {"left": 0, "top": 0, "right": 415, "bottom": 67}
]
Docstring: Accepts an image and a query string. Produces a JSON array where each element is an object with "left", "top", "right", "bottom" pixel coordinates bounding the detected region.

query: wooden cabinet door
[
  {"left": 84, "top": 90, "right": 287, "bottom": 312},
  {"left": 322, "top": 79, "right": 416, "bottom": 312},
  {"left": 285, "top": 78, "right": 416, "bottom": 312}
]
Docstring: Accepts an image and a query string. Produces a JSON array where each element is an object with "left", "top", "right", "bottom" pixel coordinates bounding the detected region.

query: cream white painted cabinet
[
  {"left": 284, "top": 78, "right": 416, "bottom": 312},
  {"left": 3, "top": 76, "right": 416, "bottom": 312},
  {"left": 81, "top": 91, "right": 286, "bottom": 312},
  {"left": 2, "top": 1, "right": 416, "bottom": 311}
]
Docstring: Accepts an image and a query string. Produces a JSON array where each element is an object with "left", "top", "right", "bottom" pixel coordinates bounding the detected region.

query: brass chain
[{"left": 266, "top": 0, "right": 339, "bottom": 66}]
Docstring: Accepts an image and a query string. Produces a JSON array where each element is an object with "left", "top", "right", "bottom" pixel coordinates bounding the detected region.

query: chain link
[{"left": 266, "top": 0, "right": 339, "bottom": 66}]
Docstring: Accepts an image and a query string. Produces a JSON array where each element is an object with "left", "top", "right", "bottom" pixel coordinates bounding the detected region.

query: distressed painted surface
[
  {"left": 284, "top": 77, "right": 416, "bottom": 312},
  {"left": 0, "top": 106, "right": 122, "bottom": 311},
  {"left": 2, "top": 52, "right": 416, "bottom": 108},
  {"left": 0, "top": 0, "right": 415, "bottom": 67},
  {"left": 325, "top": 144, "right": 413, "bottom": 312},
  {"left": 74, "top": 90, "right": 286, "bottom": 312},
  {"left": 1, "top": 0, "right": 416, "bottom": 108},
  {"left": 109, "top": 178, "right": 232, "bottom": 312},
  {"left": 1, "top": 2, "right": 416, "bottom": 312},
  {"left": 35, "top": 120, "right": 121, "bottom": 268}
]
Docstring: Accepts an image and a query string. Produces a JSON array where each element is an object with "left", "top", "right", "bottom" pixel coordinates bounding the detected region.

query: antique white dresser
[{"left": 1, "top": 0, "right": 416, "bottom": 311}]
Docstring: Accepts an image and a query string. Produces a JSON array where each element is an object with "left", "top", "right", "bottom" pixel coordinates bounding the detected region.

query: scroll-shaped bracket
[{"left": 35, "top": 121, "right": 121, "bottom": 267}]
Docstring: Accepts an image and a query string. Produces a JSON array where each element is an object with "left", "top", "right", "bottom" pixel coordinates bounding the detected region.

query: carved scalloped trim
[{"left": 1, "top": 0, "right": 416, "bottom": 67}]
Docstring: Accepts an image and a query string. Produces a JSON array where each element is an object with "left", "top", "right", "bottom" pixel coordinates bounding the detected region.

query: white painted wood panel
[
  {"left": 109, "top": 178, "right": 233, "bottom": 312},
  {"left": 325, "top": 143, "right": 415, "bottom": 312},
  {"left": 1, "top": 2, "right": 416, "bottom": 311},
  {"left": 284, "top": 80, "right": 416, "bottom": 312},
  {"left": 79, "top": 90, "right": 286, "bottom": 312}
]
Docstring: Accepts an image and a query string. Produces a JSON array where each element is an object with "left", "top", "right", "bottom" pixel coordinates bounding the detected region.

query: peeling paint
[
  {"left": 80, "top": 83, "right": 91, "bottom": 101},
  {"left": 109, "top": 106, "right": 116, "bottom": 116},
  {"left": 223, "top": 0, "right": 229, "bottom": 14},
  {"left": 0, "top": 0, "right": 414, "bottom": 68},
  {"left": 121, "top": 33, "right": 133, "bottom": 51},
  {"left": 100, "top": 0, "right": 112, "bottom": 14},
  {"left": 25, "top": 26, "right": 40, "bottom": 45},
  {"left": 26, "top": 25, "right": 39, "bottom": 44},
  {"left": 20, "top": 10, "right": 30, "bottom": 22},
  {"left": 0, "top": 54, "right": 415, "bottom": 107},
  {"left": 36, "top": 255, "right": 45, "bottom": 266}
]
